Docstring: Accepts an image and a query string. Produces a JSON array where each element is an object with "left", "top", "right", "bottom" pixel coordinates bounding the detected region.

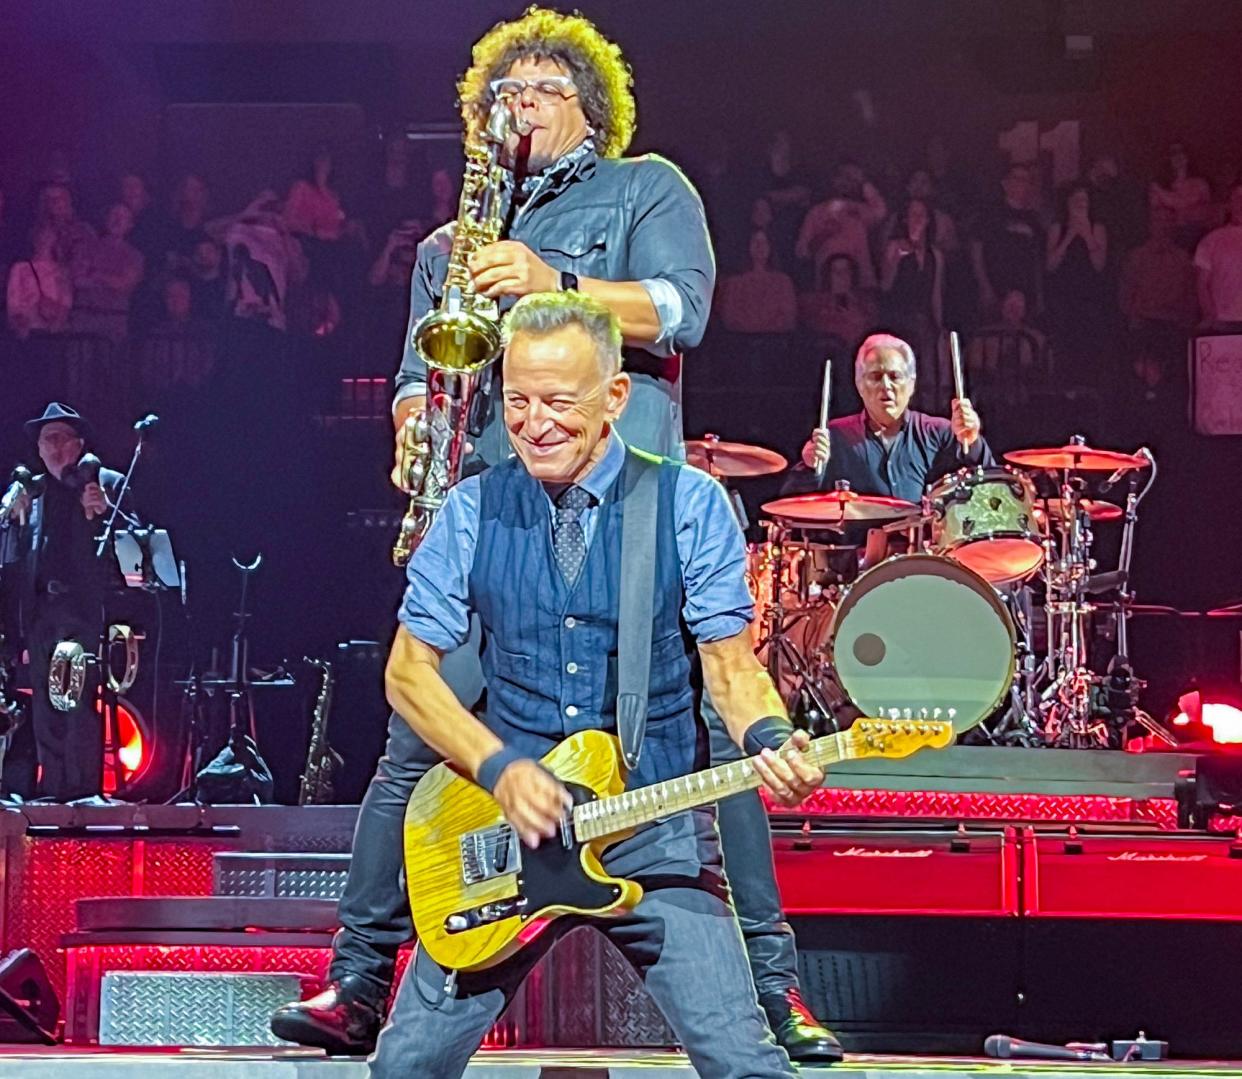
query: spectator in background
[
  {"left": 425, "top": 167, "right": 456, "bottom": 230},
  {"left": 970, "top": 163, "right": 1044, "bottom": 318},
  {"left": 136, "top": 276, "right": 216, "bottom": 396},
  {"left": 188, "top": 238, "right": 227, "bottom": 320},
  {"left": 285, "top": 147, "right": 347, "bottom": 242},
  {"left": 223, "top": 194, "right": 308, "bottom": 333},
  {"left": 1086, "top": 154, "right": 1145, "bottom": 259},
  {"left": 1150, "top": 142, "right": 1213, "bottom": 250},
  {"left": 925, "top": 135, "right": 973, "bottom": 220},
  {"left": 799, "top": 252, "right": 876, "bottom": 355},
  {"left": 968, "top": 287, "right": 1048, "bottom": 401},
  {"left": 754, "top": 130, "right": 812, "bottom": 276},
  {"left": 71, "top": 203, "right": 145, "bottom": 342},
  {"left": 35, "top": 183, "right": 96, "bottom": 280},
  {"left": 718, "top": 228, "right": 797, "bottom": 334},
  {"left": 119, "top": 173, "right": 162, "bottom": 262},
  {"left": 365, "top": 217, "right": 422, "bottom": 365},
  {"left": 1045, "top": 183, "right": 1109, "bottom": 376},
  {"left": 364, "top": 136, "right": 416, "bottom": 248},
  {"left": 1194, "top": 182, "right": 1242, "bottom": 326},
  {"left": 6, "top": 225, "right": 73, "bottom": 339},
  {"left": 886, "top": 169, "right": 959, "bottom": 254},
  {"left": 881, "top": 197, "right": 944, "bottom": 398},
  {"left": 1121, "top": 206, "right": 1197, "bottom": 401},
  {"left": 796, "top": 162, "right": 886, "bottom": 289},
  {"left": 163, "top": 174, "right": 211, "bottom": 271}
]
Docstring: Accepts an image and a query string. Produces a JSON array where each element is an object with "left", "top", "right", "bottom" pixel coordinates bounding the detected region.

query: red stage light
[
  {"left": 95, "top": 698, "right": 151, "bottom": 793},
  {"left": 1173, "top": 690, "right": 1242, "bottom": 744}
]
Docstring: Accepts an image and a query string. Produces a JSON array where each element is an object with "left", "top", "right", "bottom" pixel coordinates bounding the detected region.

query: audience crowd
[{"left": 2, "top": 126, "right": 1241, "bottom": 450}]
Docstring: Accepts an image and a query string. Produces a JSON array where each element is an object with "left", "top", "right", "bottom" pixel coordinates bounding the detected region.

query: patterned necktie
[{"left": 552, "top": 485, "right": 593, "bottom": 583}]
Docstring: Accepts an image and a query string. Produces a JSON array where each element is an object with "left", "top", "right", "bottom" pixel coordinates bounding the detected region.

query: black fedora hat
[{"left": 24, "top": 402, "right": 93, "bottom": 442}]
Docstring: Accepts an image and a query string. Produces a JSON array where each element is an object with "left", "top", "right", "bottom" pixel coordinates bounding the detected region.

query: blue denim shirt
[{"left": 393, "top": 145, "right": 715, "bottom": 460}]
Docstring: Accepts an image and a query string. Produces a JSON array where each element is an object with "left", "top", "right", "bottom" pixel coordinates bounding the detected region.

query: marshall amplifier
[{"left": 773, "top": 821, "right": 1021, "bottom": 1054}]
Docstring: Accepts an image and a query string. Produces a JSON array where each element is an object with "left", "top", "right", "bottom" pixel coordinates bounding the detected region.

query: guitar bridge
[{"left": 460, "top": 824, "right": 521, "bottom": 885}]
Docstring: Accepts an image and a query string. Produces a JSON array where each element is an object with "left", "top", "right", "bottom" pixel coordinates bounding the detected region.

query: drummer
[{"left": 786, "top": 333, "right": 994, "bottom": 502}]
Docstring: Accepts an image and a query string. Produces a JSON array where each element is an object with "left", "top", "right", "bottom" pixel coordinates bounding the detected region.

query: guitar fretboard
[{"left": 572, "top": 730, "right": 855, "bottom": 842}]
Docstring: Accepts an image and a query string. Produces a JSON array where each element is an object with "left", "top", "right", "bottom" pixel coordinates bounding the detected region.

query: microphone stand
[{"left": 94, "top": 428, "right": 150, "bottom": 560}]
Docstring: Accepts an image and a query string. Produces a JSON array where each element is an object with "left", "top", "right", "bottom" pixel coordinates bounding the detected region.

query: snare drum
[
  {"left": 826, "top": 554, "right": 1016, "bottom": 734},
  {"left": 929, "top": 466, "right": 1043, "bottom": 585}
]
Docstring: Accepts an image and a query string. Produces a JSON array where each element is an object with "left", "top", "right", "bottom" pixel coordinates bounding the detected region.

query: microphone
[
  {"left": 0, "top": 466, "right": 33, "bottom": 519},
  {"left": 133, "top": 413, "right": 160, "bottom": 433},
  {"left": 984, "top": 1035, "right": 1110, "bottom": 1062},
  {"left": 1100, "top": 446, "right": 1151, "bottom": 493},
  {"left": 64, "top": 453, "right": 101, "bottom": 492}
]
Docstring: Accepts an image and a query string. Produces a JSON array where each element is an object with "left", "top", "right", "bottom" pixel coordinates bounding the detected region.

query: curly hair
[{"left": 458, "top": 6, "right": 636, "bottom": 159}]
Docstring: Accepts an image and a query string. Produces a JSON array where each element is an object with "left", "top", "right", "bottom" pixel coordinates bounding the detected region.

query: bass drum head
[{"left": 828, "top": 554, "right": 1015, "bottom": 734}]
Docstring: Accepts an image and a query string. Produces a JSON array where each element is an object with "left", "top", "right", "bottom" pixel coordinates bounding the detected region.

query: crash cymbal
[
  {"left": 1004, "top": 445, "right": 1148, "bottom": 472},
  {"left": 762, "top": 490, "right": 919, "bottom": 525},
  {"left": 1037, "top": 498, "right": 1124, "bottom": 523},
  {"left": 686, "top": 436, "right": 787, "bottom": 478}
]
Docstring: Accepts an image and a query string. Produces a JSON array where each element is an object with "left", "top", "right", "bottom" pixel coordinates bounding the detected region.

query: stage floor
[{"left": 1, "top": 1049, "right": 1240, "bottom": 1078}]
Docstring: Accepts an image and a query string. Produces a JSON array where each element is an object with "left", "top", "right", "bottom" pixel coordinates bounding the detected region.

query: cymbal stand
[
  {"left": 699, "top": 434, "right": 749, "bottom": 531},
  {"left": 1039, "top": 471, "right": 1105, "bottom": 748}
]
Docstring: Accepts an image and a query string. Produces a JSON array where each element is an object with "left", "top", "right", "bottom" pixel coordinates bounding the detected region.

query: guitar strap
[{"left": 616, "top": 451, "right": 660, "bottom": 771}]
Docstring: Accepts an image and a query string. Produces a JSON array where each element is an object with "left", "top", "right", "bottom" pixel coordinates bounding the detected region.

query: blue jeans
[{"left": 368, "top": 820, "right": 794, "bottom": 1079}]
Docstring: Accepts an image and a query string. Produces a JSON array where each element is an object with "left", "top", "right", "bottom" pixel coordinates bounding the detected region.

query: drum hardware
[
  {"left": 1003, "top": 440, "right": 1168, "bottom": 749},
  {"left": 687, "top": 435, "right": 786, "bottom": 532}
]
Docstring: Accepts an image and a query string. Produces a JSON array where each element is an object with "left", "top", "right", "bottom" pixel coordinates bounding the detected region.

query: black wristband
[
  {"left": 559, "top": 269, "right": 579, "bottom": 292},
  {"left": 743, "top": 715, "right": 796, "bottom": 756},
  {"left": 476, "top": 745, "right": 527, "bottom": 794}
]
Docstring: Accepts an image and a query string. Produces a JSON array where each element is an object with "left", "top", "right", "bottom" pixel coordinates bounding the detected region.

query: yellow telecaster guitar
[{"left": 404, "top": 717, "right": 954, "bottom": 972}]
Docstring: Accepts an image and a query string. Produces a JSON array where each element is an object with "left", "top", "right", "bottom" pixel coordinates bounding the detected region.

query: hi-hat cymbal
[
  {"left": 1004, "top": 445, "right": 1148, "bottom": 472},
  {"left": 686, "top": 437, "right": 787, "bottom": 477},
  {"left": 762, "top": 490, "right": 919, "bottom": 525}
]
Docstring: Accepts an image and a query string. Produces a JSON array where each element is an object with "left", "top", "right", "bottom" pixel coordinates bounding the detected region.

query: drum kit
[{"left": 687, "top": 433, "right": 1170, "bottom": 750}]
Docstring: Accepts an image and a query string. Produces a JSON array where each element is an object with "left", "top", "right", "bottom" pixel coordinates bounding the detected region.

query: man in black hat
[{"left": 0, "top": 403, "right": 125, "bottom": 801}]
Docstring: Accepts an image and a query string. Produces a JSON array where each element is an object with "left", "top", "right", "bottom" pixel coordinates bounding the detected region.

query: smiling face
[
  {"left": 856, "top": 344, "right": 916, "bottom": 429},
  {"left": 500, "top": 56, "right": 590, "bottom": 172},
  {"left": 502, "top": 324, "right": 629, "bottom": 485}
]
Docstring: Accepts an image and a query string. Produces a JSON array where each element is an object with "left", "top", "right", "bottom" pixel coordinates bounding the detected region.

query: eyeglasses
[{"left": 489, "top": 76, "right": 578, "bottom": 103}]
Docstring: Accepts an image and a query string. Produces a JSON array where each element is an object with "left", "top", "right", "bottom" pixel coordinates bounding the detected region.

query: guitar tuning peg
[
  {"left": 933, "top": 707, "right": 943, "bottom": 719},
  {"left": 948, "top": 708, "right": 958, "bottom": 723},
  {"left": 918, "top": 708, "right": 929, "bottom": 721},
  {"left": 902, "top": 708, "right": 912, "bottom": 720},
  {"left": 887, "top": 707, "right": 900, "bottom": 720}
]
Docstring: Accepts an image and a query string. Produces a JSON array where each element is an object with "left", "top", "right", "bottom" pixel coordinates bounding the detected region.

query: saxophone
[
  {"left": 392, "top": 99, "right": 513, "bottom": 566},
  {"left": 299, "top": 657, "right": 342, "bottom": 806}
]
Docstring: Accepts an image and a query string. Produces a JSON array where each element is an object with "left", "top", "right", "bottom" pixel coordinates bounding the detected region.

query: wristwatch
[{"left": 559, "top": 270, "right": 579, "bottom": 292}]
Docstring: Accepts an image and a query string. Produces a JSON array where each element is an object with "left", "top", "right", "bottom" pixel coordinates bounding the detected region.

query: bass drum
[{"left": 827, "top": 554, "right": 1016, "bottom": 734}]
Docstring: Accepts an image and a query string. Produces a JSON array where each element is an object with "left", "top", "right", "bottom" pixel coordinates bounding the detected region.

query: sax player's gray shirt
[{"left": 393, "top": 145, "right": 715, "bottom": 461}]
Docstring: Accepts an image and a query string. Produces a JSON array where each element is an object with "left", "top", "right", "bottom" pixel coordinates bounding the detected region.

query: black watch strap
[{"left": 560, "top": 270, "right": 579, "bottom": 292}]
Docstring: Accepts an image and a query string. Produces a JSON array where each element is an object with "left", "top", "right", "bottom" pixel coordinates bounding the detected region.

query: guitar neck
[{"left": 573, "top": 729, "right": 855, "bottom": 843}]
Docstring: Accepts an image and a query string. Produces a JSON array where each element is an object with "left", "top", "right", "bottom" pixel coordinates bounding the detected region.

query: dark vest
[{"left": 469, "top": 449, "right": 701, "bottom": 788}]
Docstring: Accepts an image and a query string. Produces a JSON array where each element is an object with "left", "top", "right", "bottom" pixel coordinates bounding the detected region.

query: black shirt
[
  {"left": 37, "top": 476, "right": 101, "bottom": 595},
  {"left": 974, "top": 203, "right": 1044, "bottom": 299},
  {"left": 783, "top": 409, "right": 995, "bottom": 505}
]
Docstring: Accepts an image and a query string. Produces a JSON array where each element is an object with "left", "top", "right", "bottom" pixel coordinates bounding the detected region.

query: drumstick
[
  {"left": 815, "top": 359, "right": 831, "bottom": 485},
  {"left": 949, "top": 330, "right": 968, "bottom": 455}
]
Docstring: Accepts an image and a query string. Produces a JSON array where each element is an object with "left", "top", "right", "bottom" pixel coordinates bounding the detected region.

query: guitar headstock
[{"left": 847, "top": 709, "right": 956, "bottom": 760}]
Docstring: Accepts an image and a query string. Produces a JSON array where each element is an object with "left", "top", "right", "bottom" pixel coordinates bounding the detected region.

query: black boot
[
  {"left": 758, "top": 986, "right": 844, "bottom": 1064},
  {"left": 270, "top": 973, "right": 384, "bottom": 1055}
]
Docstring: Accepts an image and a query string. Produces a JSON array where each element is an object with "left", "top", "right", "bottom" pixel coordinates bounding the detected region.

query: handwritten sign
[{"left": 1193, "top": 333, "right": 1242, "bottom": 435}]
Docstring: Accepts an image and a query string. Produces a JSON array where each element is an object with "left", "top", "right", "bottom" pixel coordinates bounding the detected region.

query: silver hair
[
  {"left": 854, "top": 332, "right": 917, "bottom": 381},
  {"left": 501, "top": 290, "right": 623, "bottom": 378}
]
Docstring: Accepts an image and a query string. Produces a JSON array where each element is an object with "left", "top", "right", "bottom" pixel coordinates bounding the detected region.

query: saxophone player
[{"left": 273, "top": 8, "right": 840, "bottom": 1064}]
